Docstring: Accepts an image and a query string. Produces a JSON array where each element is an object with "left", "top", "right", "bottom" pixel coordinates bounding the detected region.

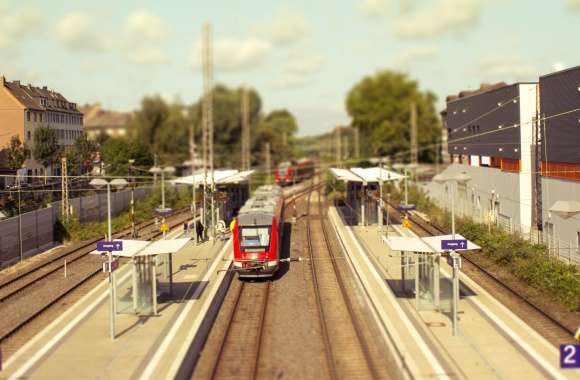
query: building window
[
  {"left": 39, "top": 113, "right": 43, "bottom": 123},
  {"left": 27, "top": 131, "right": 31, "bottom": 140},
  {"left": 26, "top": 111, "right": 30, "bottom": 121}
]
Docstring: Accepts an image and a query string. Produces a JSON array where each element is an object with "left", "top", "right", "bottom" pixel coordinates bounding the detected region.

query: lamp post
[
  {"left": 128, "top": 159, "right": 137, "bottom": 238},
  {"left": 433, "top": 171, "right": 471, "bottom": 336},
  {"left": 183, "top": 108, "right": 198, "bottom": 244},
  {"left": 149, "top": 166, "right": 176, "bottom": 211},
  {"left": 89, "top": 177, "right": 128, "bottom": 340},
  {"left": 17, "top": 165, "right": 25, "bottom": 262}
]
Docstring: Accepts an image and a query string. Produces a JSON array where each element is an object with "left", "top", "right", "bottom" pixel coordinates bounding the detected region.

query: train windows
[{"left": 240, "top": 227, "right": 271, "bottom": 249}]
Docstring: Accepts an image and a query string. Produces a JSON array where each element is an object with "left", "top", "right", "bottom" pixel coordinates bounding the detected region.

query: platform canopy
[
  {"left": 329, "top": 167, "right": 405, "bottom": 183},
  {"left": 382, "top": 234, "right": 480, "bottom": 253},
  {"left": 90, "top": 238, "right": 191, "bottom": 258},
  {"left": 171, "top": 169, "right": 253, "bottom": 187}
]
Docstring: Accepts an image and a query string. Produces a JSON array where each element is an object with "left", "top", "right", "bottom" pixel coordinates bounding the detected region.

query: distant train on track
[
  {"left": 232, "top": 185, "right": 283, "bottom": 278},
  {"left": 275, "top": 158, "right": 315, "bottom": 186}
]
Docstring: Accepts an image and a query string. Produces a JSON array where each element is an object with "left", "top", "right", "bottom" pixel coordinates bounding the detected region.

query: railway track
[
  {"left": 306, "top": 185, "right": 389, "bottom": 379},
  {"left": 199, "top": 280, "right": 271, "bottom": 379},
  {"left": 383, "top": 199, "right": 576, "bottom": 344},
  {"left": 0, "top": 209, "right": 192, "bottom": 344}
]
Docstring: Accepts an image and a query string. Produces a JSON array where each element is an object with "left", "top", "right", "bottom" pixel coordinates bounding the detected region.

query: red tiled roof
[{"left": 3, "top": 79, "right": 81, "bottom": 114}]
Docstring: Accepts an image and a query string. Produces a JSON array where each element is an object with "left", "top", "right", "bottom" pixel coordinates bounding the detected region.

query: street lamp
[
  {"left": 149, "top": 166, "right": 176, "bottom": 210},
  {"left": 183, "top": 109, "right": 199, "bottom": 241},
  {"left": 433, "top": 171, "right": 471, "bottom": 336},
  {"left": 17, "top": 164, "right": 26, "bottom": 262},
  {"left": 128, "top": 159, "right": 137, "bottom": 238},
  {"left": 89, "top": 177, "right": 128, "bottom": 339}
]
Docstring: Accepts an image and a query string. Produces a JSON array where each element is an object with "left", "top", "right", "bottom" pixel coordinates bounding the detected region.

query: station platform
[
  {"left": 328, "top": 206, "right": 577, "bottom": 380},
  {"left": 1, "top": 227, "right": 233, "bottom": 380}
]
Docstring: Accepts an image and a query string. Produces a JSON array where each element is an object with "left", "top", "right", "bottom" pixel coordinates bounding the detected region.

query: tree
[
  {"left": 346, "top": 70, "right": 441, "bottom": 162},
  {"left": 72, "top": 135, "right": 98, "bottom": 174},
  {"left": 131, "top": 96, "right": 170, "bottom": 148},
  {"left": 5, "top": 135, "right": 28, "bottom": 170},
  {"left": 253, "top": 109, "right": 299, "bottom": 164},
  {"left": 33, "top": 125, "right": 60, "bottom": 176},
  {"left": 100, "top": 137, "right": 153, "bottom": 176}
]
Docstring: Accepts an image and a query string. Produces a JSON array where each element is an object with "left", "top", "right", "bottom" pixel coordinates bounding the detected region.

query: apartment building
[
  {"left": 427, "top": 82, "right": 538, "bottom": 234},
  {"left": 80, "top": 103, "right": 133, "bottom": 139},
  {"left": 538, "top": 66, "right": 580, "bottom": 252},
  {"left": 0, "top": 76, "right": 84, "bottom": 179}
]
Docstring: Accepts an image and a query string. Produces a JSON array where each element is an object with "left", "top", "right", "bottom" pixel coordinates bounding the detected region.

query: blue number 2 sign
[{"left": 561, "top": 344, "right": 580, "bottom": 368}]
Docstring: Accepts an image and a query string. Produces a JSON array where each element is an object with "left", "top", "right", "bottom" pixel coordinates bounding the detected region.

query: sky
[{"left": 2, "top": 0, "right": 580, "bottom": 136}]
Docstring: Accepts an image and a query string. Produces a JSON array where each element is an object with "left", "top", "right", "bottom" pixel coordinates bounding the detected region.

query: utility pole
[
  {"left": 241, "top": 85, "right": 251, "bottom": 170},
  {"left": 264, "top": 142, "right": 271, "bottom": 184},
  {"left": 189, "top": 115, "right": 197, "bottom": 234},
  {"left": 61, "top": 157, "right": 69, "bottom": 219},
  {"left": 343, "top": 135, "right": 349, "bottom": 163},
  {"left": 335, "top": 127, "right": 342, "bottom": 168},
  {"left": 410, "top": 102, "right": 418, "bottom": 166},
  {"left": 202, "top": 21, "right": 215, "bottom": 238},
  {"left": 128, "top": 159, "right": 137, "bottom": 238},
  {"left": 354, "top": 126, "right": 360, "bottom": 159}
]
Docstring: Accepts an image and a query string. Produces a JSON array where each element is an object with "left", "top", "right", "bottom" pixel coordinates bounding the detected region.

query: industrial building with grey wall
[
  {"left": 429, "top": 82, "right": 538, "bottom": 233},
  {"left": 427, "top": 65, "right": 580, "bottom": 259}
]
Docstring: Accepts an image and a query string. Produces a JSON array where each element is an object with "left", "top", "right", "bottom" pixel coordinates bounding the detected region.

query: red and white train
[
  {"left": 231, "top": 185, "right": 283, "bottom": 278},
  {"left": 275, "top": 158, "right": 315, "bottom": 186}
]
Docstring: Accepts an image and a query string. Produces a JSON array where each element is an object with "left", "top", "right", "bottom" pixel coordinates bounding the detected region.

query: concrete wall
[
  {"left": 423, "top": 163, "right": 524, "bottom": 231},
  {"left": 0, "top": 187, "right": 151, "bottom": 268},
  {"left": 542, "top": 177, "right": 580, "bottom": 250}
]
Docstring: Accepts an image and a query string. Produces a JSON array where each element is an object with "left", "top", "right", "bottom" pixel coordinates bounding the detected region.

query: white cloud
[
  {"left": 123, "top": 10, "right": 169, "bottom": 65},
  {"left": 191, "top": 37, "right": 272, "bottom": 72},
  {"left": 125, "top": 9, "right": 166, "bottom": 43},
  {"left": 395, "top": 0, "right": 487, "bottom": 38},
  {"left": 358, "top": 0, "right": 391, "bottom": 18},
  {"left": 253, "top": 8, "right": 311, "bottom": 46},
  {"left": 393, "top": 45, "right": 438, "bottom": 66},
  {"left": 552, "top": 62, "right": 568, "bottom": 72},
  {"left": 56, "top": 12, "right": 110, "bottom": 52},
  {"left": 0, "top": 7, "right": 42, "bottom": 50},
  {"left": 475, "top": 55, "right": 539, "bottom": 81},
  {"left": 273, "top": 53, "right": 324, "bottom": 89}
]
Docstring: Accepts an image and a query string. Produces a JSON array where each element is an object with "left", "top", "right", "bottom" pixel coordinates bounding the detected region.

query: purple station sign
[
  {"left": 441, "top": 239, "right": 468, "bottom": 250},
  {"left": 96, "top": 241, "right": 123, "bottom": 252}
]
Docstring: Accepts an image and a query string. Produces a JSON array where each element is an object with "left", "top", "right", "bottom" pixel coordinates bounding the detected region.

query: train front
[
  {"left": 274, "top": 161, "right": 293, "bottom": 186},
  {"left": 232, "top": 212, "right": 280, "bottom": 278}
]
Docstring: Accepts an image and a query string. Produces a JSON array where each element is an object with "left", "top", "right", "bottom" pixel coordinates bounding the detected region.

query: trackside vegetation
[
  {"left": 55, "top": 186, "right": 193, "bottom": 242},
  {"left": 390, "top": 184, "right": 580, "bottom": 312}
]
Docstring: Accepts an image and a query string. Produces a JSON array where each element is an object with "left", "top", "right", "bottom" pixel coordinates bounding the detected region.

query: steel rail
[{"left": 0, "top": 210, "right": 192, "bottom": 343}]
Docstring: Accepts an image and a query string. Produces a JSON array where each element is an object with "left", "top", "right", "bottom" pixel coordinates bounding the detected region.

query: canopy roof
[
  {"left": 90, "top": 238, "right": 191, "bottom": 257},
  {"left": 172, "top": 169, "right": 254, "bottom": 187},
  {"left": 382, "top": 234, "right": 480, "bottom": 253},
  {"left": 548, "top": 200, "right": 580, "bottom": 219},
  {"left": 329, "top": 167, "right": 405, "bottom": 183}
]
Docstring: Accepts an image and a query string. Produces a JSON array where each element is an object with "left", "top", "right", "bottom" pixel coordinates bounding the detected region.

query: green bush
[{"left": 405, "top": 184, "right": 580, "bottom": 312}]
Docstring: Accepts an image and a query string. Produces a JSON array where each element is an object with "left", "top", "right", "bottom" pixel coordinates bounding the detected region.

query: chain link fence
[{"left": 0, "top": 187, "right": 151, "bottom": 268}]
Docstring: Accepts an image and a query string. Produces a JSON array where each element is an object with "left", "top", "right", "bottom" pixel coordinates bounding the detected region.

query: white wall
[
  {"left": 518, "top": 83, "right": 537, "bottom": 233},
  {"left": 542, "top": 177, "right": 580, "bottom": 249}
]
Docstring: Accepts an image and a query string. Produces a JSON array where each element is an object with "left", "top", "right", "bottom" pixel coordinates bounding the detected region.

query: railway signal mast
[{"left": 202, "top": 21, "right": 215, "bottom": 238}]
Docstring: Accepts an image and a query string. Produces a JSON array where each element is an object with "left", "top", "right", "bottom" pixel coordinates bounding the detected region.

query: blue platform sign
[
  {"left": 96, "top": 241, "right": 123, "bottom": 252},
  {"left": 155, "top": 207, "right": 173, "bottom": 217},
  {"left": 561, "top": 344, "right": 580, "bottom": 369},
  {"left": 441, "top": 239, "right": 468, "bottom": 250}
]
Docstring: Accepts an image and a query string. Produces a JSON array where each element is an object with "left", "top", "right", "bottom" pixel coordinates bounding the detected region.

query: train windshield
[
  {"left": 240, "top": 227, "right": 271, "bottom": 249},
  {"left": 277, "top": 163, "right": 290, "bottom": 176}
]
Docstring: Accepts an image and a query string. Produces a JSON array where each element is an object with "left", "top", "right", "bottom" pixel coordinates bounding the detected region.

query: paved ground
[
  {"left": 0, "top": 228, "right": 231, "bottom": 380},
  {"left": 329, "top": 206, "right": 578, "bottom": 380}
]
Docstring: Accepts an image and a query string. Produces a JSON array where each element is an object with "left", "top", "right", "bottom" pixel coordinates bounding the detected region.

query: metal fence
[
  {"left": 431, "top": 192, "right": 580, "bottom": 265},
  {"left": 0, "top": 187, "right": 151, "bottom": 267}
]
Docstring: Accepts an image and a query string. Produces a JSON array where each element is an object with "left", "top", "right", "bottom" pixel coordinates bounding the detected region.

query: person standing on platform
[
  {"left": 196, "top": 219, "right": 204, "bottom": 242},
  {"left": 183, "top": 222, "right": 188, "bottom": 236}
]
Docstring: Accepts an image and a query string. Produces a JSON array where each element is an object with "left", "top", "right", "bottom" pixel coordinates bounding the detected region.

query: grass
[{"left": 57, "top": 186, "right": 193, "bottom": 242}]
